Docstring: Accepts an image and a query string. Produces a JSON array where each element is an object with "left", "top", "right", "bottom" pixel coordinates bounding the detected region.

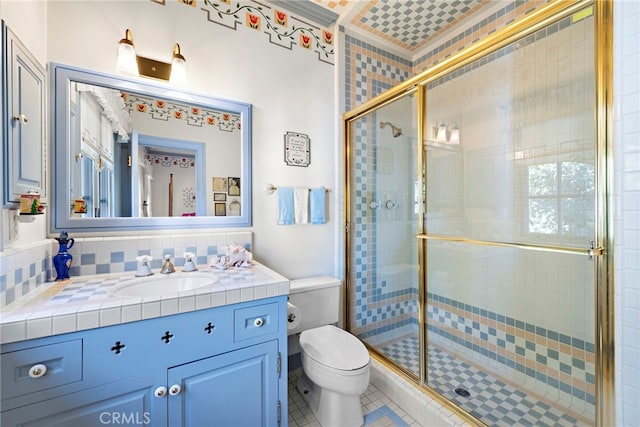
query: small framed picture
[
  {"left": 284, "top": 131, "right": 310, "bottom": 167},
  {"left": 228, "top": 177, "right": 240, "bottom": 196},
  {"left": 213, "top": 177, "right": 228, "bottom": 192},
  {"left": 215, "top": 203, "right": 226, "bottom": 216},
  {"left": 213, "top": 192, "right": 227, "bottom": 202}
]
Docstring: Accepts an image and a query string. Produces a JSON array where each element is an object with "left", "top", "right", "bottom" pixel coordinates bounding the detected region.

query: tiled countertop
[{"left": 0, "top": 262, "right": 289, "bottom": 345}]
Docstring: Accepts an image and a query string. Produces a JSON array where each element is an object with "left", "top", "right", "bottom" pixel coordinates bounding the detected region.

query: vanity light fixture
[
  {"left": 115, "top": 29, "right": 138, "bottom": 77},
  {"left": 433, "top": 121, "right": 461, "bottom": 144},
  {"left": 115, "top": 29, "right": 188, "bottom": 86},
  {"left": 435, "top": 121, "right": 448, "bottom": 142},
  {"left": 448, "top": 123, "right": 460, "bottom": 144},
  {"left": 169, "top": 44, "right": 187, "bottom": 87}
]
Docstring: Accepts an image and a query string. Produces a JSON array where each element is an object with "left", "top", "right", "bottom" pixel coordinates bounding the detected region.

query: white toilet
[{"left": 287, "top": 276, "right": 370, "bottom": 427}]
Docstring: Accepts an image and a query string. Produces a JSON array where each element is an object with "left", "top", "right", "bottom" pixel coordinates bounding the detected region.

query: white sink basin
[{"left": 110, "top": 272, "right": 218, "bottom": 297}]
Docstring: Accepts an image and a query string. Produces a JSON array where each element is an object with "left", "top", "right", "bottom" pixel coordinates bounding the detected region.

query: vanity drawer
[
  {"left": 234, "top": 302, "right": 280, "bottom": 342},
  {"left": 1, "top": 339, "right": 82, "bottom": 400}
]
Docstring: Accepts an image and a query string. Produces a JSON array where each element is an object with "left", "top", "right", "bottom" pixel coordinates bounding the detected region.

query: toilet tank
[{"left": 288, "top": 276, "right": 341, "bottom": 333}]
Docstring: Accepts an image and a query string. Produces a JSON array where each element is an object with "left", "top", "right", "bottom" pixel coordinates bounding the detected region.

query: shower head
[{"left": 379, "top": 121, "right": 403, "bottom": 137}]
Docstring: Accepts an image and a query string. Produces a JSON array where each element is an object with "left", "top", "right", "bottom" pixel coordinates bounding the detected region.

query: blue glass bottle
[{"left": 53, "top": 231, "right": 75, "bottom": 281}]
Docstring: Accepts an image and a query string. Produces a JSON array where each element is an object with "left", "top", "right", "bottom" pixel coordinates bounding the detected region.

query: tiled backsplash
[{"left": 0, "top": 231, "right": 252, "bottom": 309}]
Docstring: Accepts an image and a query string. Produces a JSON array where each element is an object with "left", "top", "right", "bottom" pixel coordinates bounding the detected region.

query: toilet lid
[{"left": 299, "top": 325, "right": 369, "bottom": 371}]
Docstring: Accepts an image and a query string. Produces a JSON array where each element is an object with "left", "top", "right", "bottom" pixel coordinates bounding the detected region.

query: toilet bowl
[{"left": 297, "top": 325, "right": 370, "bottom": 427}]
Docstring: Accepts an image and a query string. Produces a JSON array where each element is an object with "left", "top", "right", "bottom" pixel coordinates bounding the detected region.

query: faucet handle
[{"left": 161, "top": 254, "right": 175, "bottom": 274}]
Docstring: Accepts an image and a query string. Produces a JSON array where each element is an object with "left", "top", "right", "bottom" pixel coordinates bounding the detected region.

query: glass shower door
[
  {"left": 346, "top": 90, "right": 421, "bottom": 377},
  {"left": 423, "top": 5, "right": 598, "bottom": 426}
]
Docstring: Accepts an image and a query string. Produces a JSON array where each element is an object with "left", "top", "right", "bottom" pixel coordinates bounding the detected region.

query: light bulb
[
  {"left": 115, "top": 29, "right": 139, "bottom": 77},
  {"left": 169, "top": 43, "right": 188, "bottom": 86}
]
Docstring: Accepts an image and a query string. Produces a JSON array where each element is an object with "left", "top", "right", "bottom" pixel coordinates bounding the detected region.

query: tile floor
[
  {"left": 378, "top": 334, "right": 593, "bottom": 427},
  {"left": 288, "top": 367, "right": 420, "bottom": 427}
]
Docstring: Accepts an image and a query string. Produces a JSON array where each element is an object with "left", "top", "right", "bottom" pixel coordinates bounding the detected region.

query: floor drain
[{"left": 454, "top": 387, "right": 471, "bottom": 397}]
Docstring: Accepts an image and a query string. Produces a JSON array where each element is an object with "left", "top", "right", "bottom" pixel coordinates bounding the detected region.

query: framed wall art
[
  {"left": 228, "top": 177, "right": 241, "bottom": 196},
  {"left": 284, "top": 131, "right": 310, "bottom": 167},
  {"left": 213, "top": 177, "right": 227, "bottom": 192},
  {"left": 215, "top": 203, "right": 226, "bottom": 216}
]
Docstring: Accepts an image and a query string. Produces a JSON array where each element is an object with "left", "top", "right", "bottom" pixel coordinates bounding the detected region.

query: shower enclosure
[{"left": 344, "top": 1, "right": 613, "bottom": 426}]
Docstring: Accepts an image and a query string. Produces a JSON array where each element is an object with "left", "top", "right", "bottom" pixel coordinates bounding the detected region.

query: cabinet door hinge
[
  {"left": 277, "top": 400, "right": 282, "bottom": 426},
  {"left": 277, "top": 352, "right": 282, "bottom": 378}
]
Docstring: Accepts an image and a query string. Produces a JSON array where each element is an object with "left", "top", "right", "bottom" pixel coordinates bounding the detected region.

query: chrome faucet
[{"left": 160, "top": 255, "right": 175, "bottom": 274}]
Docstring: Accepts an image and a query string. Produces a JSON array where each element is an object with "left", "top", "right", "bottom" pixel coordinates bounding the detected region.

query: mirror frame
[{"left": 50, "top": 63, "right": 252, "bottom": 232}]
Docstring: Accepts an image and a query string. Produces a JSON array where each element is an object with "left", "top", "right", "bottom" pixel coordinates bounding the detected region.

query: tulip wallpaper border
[
  {"left": 168, "top": 0, "right": 335, "bottom": 65},
  {"left": 123, "top": 92, "right": 242, "bottom": 132}
]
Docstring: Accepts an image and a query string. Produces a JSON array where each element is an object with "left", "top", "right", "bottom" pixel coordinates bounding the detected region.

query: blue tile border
[{"left": 364, "top": 405, "right": 409, "bottom": 427}]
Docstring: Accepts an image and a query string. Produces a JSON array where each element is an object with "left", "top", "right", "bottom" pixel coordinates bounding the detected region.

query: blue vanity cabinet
[
  {"left": 0, "top": 370, "right": 167, "bottom": 426},
  {"left": 1, "top": 20, "right": 46, "bottom": 206},
  {"left": 0, "top": 296, "right": 287, "bottom": 427},
  {"left": 168, "top": 340, "right": 279, "bottom": 426}
]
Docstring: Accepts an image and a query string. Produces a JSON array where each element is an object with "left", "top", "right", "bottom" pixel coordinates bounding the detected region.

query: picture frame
[
  {"left": 214, "top": 203, "right": 226, "bottom": 216},
  {"left": 284, "top": 131, "right": 310, "bottom": 167},
  {"left": 228, "top": 199, "right": 241, "bottom": 216},
  {"left": 228, "top": 177, "right": 241, "bottom": 196},
  {"left": 213, "top": 177, "right": 228, "bottom": 192},
  {"left": 213, "top": 192, "right": 227, "bottom": 202}
]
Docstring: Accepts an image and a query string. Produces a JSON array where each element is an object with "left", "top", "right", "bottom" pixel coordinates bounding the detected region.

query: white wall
[
  {"left": 614, "top": 2, "right": 640, "bottom": 426},
  {"left": 40, "top": 0, "right": 337, "bottom": 280}
]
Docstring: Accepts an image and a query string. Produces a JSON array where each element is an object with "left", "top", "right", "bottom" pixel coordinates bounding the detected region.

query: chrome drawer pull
[
  {"left": 254, "top": 317, "right": 264, "bottom": 327},
  {"left": 28, "top": 364, "right": 47, "bottom": 379}
]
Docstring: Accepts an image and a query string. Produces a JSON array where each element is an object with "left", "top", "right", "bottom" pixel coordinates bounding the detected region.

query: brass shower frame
[{"left": 342, "top": 0, "right": 614, "bottom": 425}]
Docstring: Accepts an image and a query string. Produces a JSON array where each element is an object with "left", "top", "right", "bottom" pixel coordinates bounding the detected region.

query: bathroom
[{"left": 0, "top": 0, "right": 638, "bottom": 426}]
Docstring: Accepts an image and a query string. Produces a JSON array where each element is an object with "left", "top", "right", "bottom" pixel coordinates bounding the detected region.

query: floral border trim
[
  {"left": 123, "top": 92, "right": 241, "bottom": 132},
  {"left": 145, "top": 152, "right": 195, "bottom": 168},
  {"left": 201, "top": 0, "right": 334, "bottom": 65}
]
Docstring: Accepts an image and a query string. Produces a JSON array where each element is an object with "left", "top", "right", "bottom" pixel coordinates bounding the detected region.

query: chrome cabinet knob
[
  {"left": 154, "top": 386, "right": 168, "bottom": 397},
  {"left": 28, "top": 364, "right": 47, "bottom": 378},
  {"left": 13, "top": 114, "right": 28, "bottom": 124},
  {"left": 169, "top": 384, "right": 182, "bottom": 395},
  {"left": 254, "top": 317, "right": 264, "bottom": 327}
]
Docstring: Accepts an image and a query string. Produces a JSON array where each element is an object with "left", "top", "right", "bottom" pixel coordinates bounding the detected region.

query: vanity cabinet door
[
  {"left": 0, "top": 370, "right": 167, "bottom": 427},
  {"left": 2, "top": 21, "right": 46, "bottom": 206},
  {"left": 168, "top": 340, "right": 280, "bottom": 427}
]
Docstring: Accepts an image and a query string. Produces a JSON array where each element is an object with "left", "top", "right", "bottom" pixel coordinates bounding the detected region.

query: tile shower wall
[
  {"left": 0, "top": 231, "right": 251, "bottom": 309},
  {"left": 344, "top": 0, "right": 552, "bottom": 337},
  {"left": 341, "top": 1, "right": 585, "bottom": 342}
]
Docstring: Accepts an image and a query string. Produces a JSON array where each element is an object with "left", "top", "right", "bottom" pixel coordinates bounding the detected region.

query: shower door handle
[{"left": 588, "top": 240, "right": 604, "bottom": 260}]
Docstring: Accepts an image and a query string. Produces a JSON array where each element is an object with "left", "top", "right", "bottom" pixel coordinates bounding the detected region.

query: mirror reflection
[{"left": 52, "top": 64, "right": 252, "bottom": 232}]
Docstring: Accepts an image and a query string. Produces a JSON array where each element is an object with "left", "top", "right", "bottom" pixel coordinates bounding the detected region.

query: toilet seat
[{"left": 299, "top": 325, "right": 369, "bottom": 371}]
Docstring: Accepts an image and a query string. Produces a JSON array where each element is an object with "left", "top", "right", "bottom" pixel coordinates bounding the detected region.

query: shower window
[{"left": 526, "top": 160, "right": 595, "bottom": 238}]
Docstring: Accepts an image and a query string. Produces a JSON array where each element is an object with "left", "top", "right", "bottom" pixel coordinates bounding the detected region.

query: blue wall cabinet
[
  {"left": 1, "top": 20, "right": 46, "bottom": 206},
  {"left": 1, "top": 297, "right": 288, "bottom": 426}
]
